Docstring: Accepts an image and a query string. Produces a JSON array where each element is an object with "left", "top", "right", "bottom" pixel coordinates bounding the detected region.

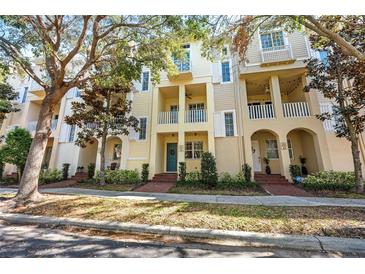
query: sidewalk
[
  {"left": 1, "top": 212, "right": 364, "bottom": 254},
  {"left": 2, "top": 187, "right": 365, "bottom": 207}
]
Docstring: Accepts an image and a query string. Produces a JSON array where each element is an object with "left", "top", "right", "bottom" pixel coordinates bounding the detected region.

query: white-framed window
[
  {"left": 287, "top": 139, "right": 293, "bottom": 159},
  {"left": 141, "top": 71, "right": 149, "bottom": 91},
  {"left": 260, "top": 31, "right": 285, "bottom": 51},
  {"left": 188, "top": 103, "right": 205, "bottom": 110},
  {"left": 68, "top": 125, "right": 76, "bottom": 142},
  {"left": 266, "top": 139, "right": 279, "bottom": 159},
  {"left": 224, "top": 112, "right": 234, "bottom": 137},
  {"left": 21, "top": 87, "right": 28, "bottom": 103},
  {"left": 221, "top": 61, "right": 231, "bottom": 82},
  {"left": 173, "top": 44, "right": 191, "bottom": 72},
  {"left": 185, "top": 141, "right": 203, "bottom": 159},
  {"left": 138, "top": 117, "right": 147, "bottom": 140},
  {"left": 222, "top": 45, "right": 229, "bottom": 57}
]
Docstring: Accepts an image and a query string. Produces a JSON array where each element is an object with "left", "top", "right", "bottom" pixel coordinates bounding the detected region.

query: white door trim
[{"left": 252, "top": 140, "right": 262, "bottom": 172}]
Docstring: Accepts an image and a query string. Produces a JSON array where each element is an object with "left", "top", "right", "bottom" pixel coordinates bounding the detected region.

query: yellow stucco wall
[{"left": 215, "top": 137, "right": 241, "bottom": 174}]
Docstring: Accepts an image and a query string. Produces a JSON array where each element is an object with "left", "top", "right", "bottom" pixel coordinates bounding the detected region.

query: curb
[{"left": 1, "top": 213, "right": 364, "bottom": 253}]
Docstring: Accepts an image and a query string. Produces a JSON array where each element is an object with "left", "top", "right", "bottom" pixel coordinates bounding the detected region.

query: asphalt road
[{"left": 0, "top": 221, "right": 362, "bottom": 258}]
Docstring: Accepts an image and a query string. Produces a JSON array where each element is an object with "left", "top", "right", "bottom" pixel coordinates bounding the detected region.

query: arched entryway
[
  {"left": 251, "top": 129, "right": 281, "bottom": 174},
  {"left": 105, "top": 136, "right": 123, "bottom": 170},
  {"left": 77, "top": 138, "right": 98, "bottom": 171},
  {"left": 286, "top": 128, "right": 321, "bottom": 174}
]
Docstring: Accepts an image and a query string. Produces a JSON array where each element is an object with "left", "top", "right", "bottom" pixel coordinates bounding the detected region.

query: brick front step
[{"left": 151, "top": 173, "right": 177, "bottom": 183}]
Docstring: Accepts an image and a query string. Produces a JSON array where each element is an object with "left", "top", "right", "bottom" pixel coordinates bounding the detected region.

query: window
[
  {"left": 113, "top": 144, "right": 122, "bottom": 160},
  {"left": 221, "top": 61, "right": 231, "bottom": 82},
  {"left": 75, "top": 89, "right": 81, "bottom": 97},
  {"left": 266, "top": 140, "right": 279, "bottom": 159},
  {"left": 224, "top": 112, "right": 234, "bottom": 136},
  {"left": 260, "top": 31, "right": 285, "bottom": 51},
  {"left": 141, "top": 71, "right": 149, "bottom": 91},
  {"left": 170, "top": 105, "right": 179, "bottom": 112},
  {"left": 222, "top": 46, "right": 228, "bottom": 56},
  {"left": 21, "top": 87, "right": 28, "bottom": 103},
  {"left": 68, "top": 125, "right": 76, "bottom": 142},
  {"left": 319, "top": 50, "right": 328, "bottom": 66},
  {"left": 189, "top": 103, "right": 204, "bottom": 110},
  {"left": 287, "top": 139, "right": 293, "bottom": 159},
  {"left": 185, "top": 141, "right": 203, "bottom": 159},
  {"left": 173, "top": 44, "right": 190, "bottom": 72},
  {"left": 139, "top": 117, "right": 147, "bottom": 140}
]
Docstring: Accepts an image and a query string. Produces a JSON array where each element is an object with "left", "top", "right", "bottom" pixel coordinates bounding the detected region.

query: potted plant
[
  {"left": 299, "top": 156, "right": 308, "bottom": 176},
  {"left": 263, "top": 157, "right": 271, "bottom": 175}
]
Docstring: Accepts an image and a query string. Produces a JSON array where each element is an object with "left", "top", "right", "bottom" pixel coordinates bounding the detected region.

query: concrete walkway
[{"left": 2, "top": 187, "right": 365, "bottom": 207}]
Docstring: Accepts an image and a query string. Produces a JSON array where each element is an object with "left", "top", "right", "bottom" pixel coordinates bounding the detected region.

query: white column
[
  {"left": 270, "top": 75, "right": 284, "bottom": 119},
  {"left": 278, "top": 133, "right": 291, "bottom": 181},
  {"left": 148, "top": 87, "right": 160, "bottom": 178},
  {"left": 206, "top": 82, "right": 215, "bottom": 155}
]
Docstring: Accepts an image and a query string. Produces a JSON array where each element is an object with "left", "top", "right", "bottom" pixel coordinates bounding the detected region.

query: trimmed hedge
[
  {"left": 177, "top": 171, "right": 258, "bottom": 190},
  {"left": 39, "top": 169, "right": 63, "bottom": 185},
  {"left": 303, "top": 171, "right": 355, "bottom": 191},
  {"left": 95, "top": 169, "right": 140, "bottom": 184}
]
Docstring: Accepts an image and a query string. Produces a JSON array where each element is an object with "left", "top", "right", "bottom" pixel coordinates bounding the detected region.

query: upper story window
[
  {"left": 224, "top": 112, "right": 234, "bottom": 136},
  {"left": 139, "top": 117, "right": 147, "bottom": 140},
  {"left": 222, "top": 46, "right": 229, "bottom": 56},
  {"left": 221, "top": 61, "right": 231, "bottom": 82},
  {"left": 141, "top": 71, "right": 149, "bottom": 91},
  {"left": 318, "top": 50, "right": 329, "bottom": 65},
  {"left": 173, "top": 44, "right": 191, "bottom": 72},
  {"left": 21, "top": 87, "right": 28, "bottom": 103},
  {"left": 68, "top": 125, "right": 76, "bottom": 142},
  {"left": 260, "top": 31, "right": 285, "bottom": 51}
]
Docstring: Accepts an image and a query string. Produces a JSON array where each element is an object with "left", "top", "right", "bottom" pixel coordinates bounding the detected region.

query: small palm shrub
[
  {"left": 39, "top": 169, "right": 63, "bottom": 185},
  {"left": 87, "top": 163, "right": 96, "bottom": 179},
  {"left": 303, "top": 171, "right": 355, "bottom": 191},
  {"left": 289, "top": 164, "right": 302, "bottom": 182},
  {"left": 95, "top": 169, "right": 140, "bottom": 184},
  {"left": 178, "top": 162, "right": 187, "bottom": 182},
  {"left": 242, "top": 164, "right": 252, "bottom": 182}
]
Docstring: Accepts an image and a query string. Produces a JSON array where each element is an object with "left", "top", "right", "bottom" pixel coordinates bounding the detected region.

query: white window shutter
[
  {"left": 232, "top": 110, "right": 238, "bottom": 136},
  {"left": 214, "top": 112, "right": 224, "bottom": 137},
  {"left": 211, "top": 62, "right": 222, "bottom": 84},
  {"left": 133, "top": 78, "right": 142, "bottom": 92}
]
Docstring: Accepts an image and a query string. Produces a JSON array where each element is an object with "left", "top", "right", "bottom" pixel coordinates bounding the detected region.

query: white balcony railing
[
  {"left": 283, "top": 102, "right": 310, "bottom": 118},
  {"left": 248, "top": 104, "right": 275, "bottom": 120},
  {"left": 185, "top": 109, "right": 207, "bottom": 123},
  {"left": 260, "top": 45, "right": 293, "bottom": 63},
  {"left": 173, "top": 58, "right": 191, "bottom": 72},
  {"left": 158, "top": 111, "right": 179, "bottom": 124},
  {"left": 27, "top": 119, "right": 58, "bottom": 133}
]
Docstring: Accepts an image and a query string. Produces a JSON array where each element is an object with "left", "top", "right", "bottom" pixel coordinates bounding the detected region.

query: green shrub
[
  {"left": 217, "top": 171, "right": 258, "bottom": 189},
  {"left": 177, "top": 171, "right": 203, "bottom": 187},
  {"left": 39, "top": 169, "right": 63, "bottom": 185},
  {"left": 95, "top": 169, "right": 140, "bottom": 184},
  {"left": 0, "top": 176, "right": 18, "bottom": 185},
  {"left": 178, "top": 162, "right": 186, "bottom": 182},
  {"left": 242, "top": 164, "right": 252, "bottom": 182},
  {"left": 62, "top": 163, "right": 70, "bottom": 180},
  {"left": 289, "top": 165, "right": 302, "bottom": 181},
  {"left": 142, "top": 163, "right": 149, "bottom": 183},
  {"left": 87, "top": 163, "right": 96, "bottom": 179},
  {"left": 303, "top": 171, "right": 355, "bottom": 191},
  {"left": 201, "top": 152, "right": 218, "bottom": 188}
]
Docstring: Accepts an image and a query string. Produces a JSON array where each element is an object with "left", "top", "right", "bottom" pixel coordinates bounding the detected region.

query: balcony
[
  {"left": 282, "top": 102, "right": 310, "bottom": 118},
  {"left": 260, "top": 45, "right": 295, "bottom": 66},
  {"left": 27, "top": 119, "right": 58, "bottom": 134},
  {"left": 158, "top": 111, "right": 178, "bottom": 124},
  {"left": 168, "top": 58, "right": 192, "bottom": 81},
  {"left": 248, "top": 104, "right": 275, "bottom": 120},
  {"left": 185, "top": 109, "right": 207, "bottom": 123}
]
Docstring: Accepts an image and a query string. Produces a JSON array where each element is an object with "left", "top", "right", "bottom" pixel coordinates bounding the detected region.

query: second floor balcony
[
  {"left": 260, "top": 45, "right": 294, "bottom": 65},
  {"left": 157, "top": 109, "right": 207, "bottom": 124}
]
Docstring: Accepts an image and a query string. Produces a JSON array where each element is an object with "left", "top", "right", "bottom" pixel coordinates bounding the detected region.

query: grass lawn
[
  {"left": 169, "top": 185, "right": 267, "bottom": 196},
  {"left": 71, "top": 183, "right": 136, "bottom": 192},
  {"left": 7, "top": 194, "right": 365, "bottom": 239}
]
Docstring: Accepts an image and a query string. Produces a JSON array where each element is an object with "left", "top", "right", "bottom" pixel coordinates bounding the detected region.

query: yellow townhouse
[{"left": 1, "top": 27, "right": 365, "bottom": 183}]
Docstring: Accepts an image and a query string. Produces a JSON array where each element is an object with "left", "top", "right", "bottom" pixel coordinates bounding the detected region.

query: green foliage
[
  {"left": 0, "top": 82, "right": 19, "bottom": 120},
  {"left": 0, "top": 161, "right": 4, "bottom": 180},
  {"left": 0, "top": 128, "right": 32, "bottom": 175},
  {"left": 38, "top": 169, "right": 63, "bottom": 185},
  {"left": 0, "top": 176, "right": 18, "bottom": 185},
  {"left": 200, "top": 152, "right": 218, "bottom": 188},
  {"left": 87, "top": 163, "right": 96, "bottom": 179},
  {"left": 62, "top": 163, "right": 70, "bottom": 180},
  {"left": 289, "top": 165, "right": 302, "bottom": 180},
  {"left": 242, "top": 164, "right": 252, "bottom": 182},
  {"left": 178, "top": 162, "right": 186, "bottom": 182},
  {"left": 141, "top": 163, "right": 149, "bottom": 183},
  {"left": 217, "top": 171, "right": 258, "bottom": 189},
  {"left": 95, "top": 169, "right": 140, "bottom": 184},
  {"left": 303, "top": 171, "right": 355, "bottom": 191}
]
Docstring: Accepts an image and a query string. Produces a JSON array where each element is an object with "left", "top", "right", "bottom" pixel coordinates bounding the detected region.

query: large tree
[
  {"left": 305, "top": 31, "right": 365, "bottom": 193},
  {"left": 0, "top": 15, "right": 210, "bottom": 202},
  {"left": 0, "top": 62, "right": 19, "bottom": 123},
  {"left": 64, "top": 53, "right": 139, "bottom": 185}
]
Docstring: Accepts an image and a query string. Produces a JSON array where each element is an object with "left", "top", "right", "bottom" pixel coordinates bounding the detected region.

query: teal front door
[{"left": 166, "top": 143, "right": 177, "bottom": 172}]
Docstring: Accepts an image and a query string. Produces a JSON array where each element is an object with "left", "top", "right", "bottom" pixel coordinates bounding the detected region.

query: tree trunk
[
  {"left": 350, "top": 136, "right": 364, "bottom": 193},
  {"left": 99, "top": 128, "right": 108, "bottom": 186},
  {"left": 16, "top": 97, "right": 54, "bottom": 202}
]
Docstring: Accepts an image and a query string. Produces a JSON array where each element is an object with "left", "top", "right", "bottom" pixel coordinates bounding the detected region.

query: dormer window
[{"left": 260, "top": 31, "right": 285, "bottom": 51}]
